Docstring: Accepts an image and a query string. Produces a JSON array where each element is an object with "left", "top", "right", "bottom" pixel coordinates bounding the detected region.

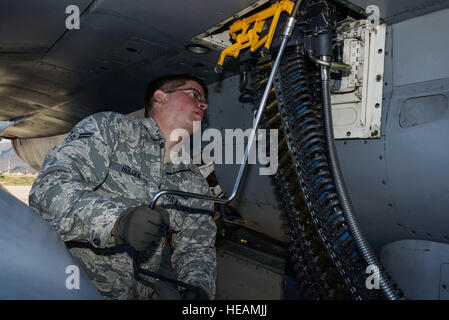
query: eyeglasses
[{"left": 163, "top": 87, "right": 207, "bottom": 104}]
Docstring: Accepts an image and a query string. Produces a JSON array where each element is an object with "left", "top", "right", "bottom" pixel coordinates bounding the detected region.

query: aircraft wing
[{"left": 0, "top": 0, "right": 250, "bottom": 139}]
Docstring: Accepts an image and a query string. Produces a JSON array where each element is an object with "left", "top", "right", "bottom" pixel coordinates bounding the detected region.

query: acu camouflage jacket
[{"left": 29, "top": 112, "right": 216, "bottom": 298}]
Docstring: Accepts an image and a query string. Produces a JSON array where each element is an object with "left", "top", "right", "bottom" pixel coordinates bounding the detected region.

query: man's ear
[{"left": 153, "top": 89, "right": 168, "bottom": 104}]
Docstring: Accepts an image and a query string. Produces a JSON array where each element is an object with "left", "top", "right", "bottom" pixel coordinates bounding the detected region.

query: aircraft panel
[
  {"left": 0, "top": 186, "right": 101, "bottom": 299},
  {"left": 386, "top": 78, "right": 449, "bottom": 242},
  {"left": 349, "top": 0, "right": 449, "bottom": 23},
  {"left": 393, "top": 8, "right": 449, "bottom": 86},
  {"left": 0, "top": 0, "right": 91, "bottom": 53}
]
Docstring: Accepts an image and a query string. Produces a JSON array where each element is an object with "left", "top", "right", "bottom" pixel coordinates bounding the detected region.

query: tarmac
[{"left": 2, "top": 185, "right": 32, "bottom": 205}]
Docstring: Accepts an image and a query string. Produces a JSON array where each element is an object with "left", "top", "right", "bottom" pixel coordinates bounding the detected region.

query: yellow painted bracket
[{"left": 215, "top": 0, "right": 294, "bottom": 73}]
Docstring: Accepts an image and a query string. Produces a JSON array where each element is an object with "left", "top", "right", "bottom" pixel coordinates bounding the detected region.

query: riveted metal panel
[{"left": 393, "top": 8, "right": 449, "bottom": 86}]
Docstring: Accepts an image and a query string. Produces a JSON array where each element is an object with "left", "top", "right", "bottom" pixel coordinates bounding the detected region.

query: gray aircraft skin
[
  {"left": 0, "top": 186, "right": 101, "bottom": 299},
  {"left": 0, "top": 0, "right": 449, "bottom": 300}
]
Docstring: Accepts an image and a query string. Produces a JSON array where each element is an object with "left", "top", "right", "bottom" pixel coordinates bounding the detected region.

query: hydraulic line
[
  {"left": 254, "top": 55, "right": 349, "bottom": 299},
  {"left": 134, "top": 0, "right": 400, "bottom": 300},
  {"left": 149, "top": 0, "right": 304, "bottom": 211},
  {"left": 133, "top": 0, "right": 305, "bottom": 297},
  {"left": 271, "top": 46, "right": 383, "bottom": 299},
  {"left": 320, "top": 56, "right": 400, "bottom": 300}
]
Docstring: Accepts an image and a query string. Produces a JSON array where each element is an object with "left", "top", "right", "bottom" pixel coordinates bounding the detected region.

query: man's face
[{"left": 159, "top": 80, "right": 208, "bottom": 135}]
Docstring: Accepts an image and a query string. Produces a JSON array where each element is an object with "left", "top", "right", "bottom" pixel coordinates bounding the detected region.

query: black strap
[
  {"left": 132, "top": 250, "right": 204, "bottom": 295},
  {"left": 65, "top": 240, "right": 122, "bottom": 255},
  {"left": 65, "top": 240, "right": 96, "bottom": 250},
  {"left": 65, "top": 241, "right": 205, "bottom": 297}
]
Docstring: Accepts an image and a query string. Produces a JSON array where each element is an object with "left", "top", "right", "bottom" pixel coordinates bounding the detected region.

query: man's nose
[{"left": 198, "top": 101, "right": 208, "bottom": 110}]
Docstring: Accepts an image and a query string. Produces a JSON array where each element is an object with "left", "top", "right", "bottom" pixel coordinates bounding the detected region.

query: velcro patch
[
  {"left": 66, "top": 131, "right": 94, "bottom": 142},
  {"left": 110, "top": 161, "right": 150, "bottom": 184}
]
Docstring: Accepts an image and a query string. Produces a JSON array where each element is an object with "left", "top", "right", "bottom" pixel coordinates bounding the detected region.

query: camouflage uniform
[{"left": 29, "top": 112, "right": 216, "bottom": 300}]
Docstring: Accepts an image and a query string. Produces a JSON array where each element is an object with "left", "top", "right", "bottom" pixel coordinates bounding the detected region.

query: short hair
[{"left": 144, "top": 74, "right": 208, "bottom": 117}]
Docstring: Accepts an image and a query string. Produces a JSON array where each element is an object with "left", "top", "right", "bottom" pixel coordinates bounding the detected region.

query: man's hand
[{"left": 112, "top": 205, "right": 170, "bottom": 251}]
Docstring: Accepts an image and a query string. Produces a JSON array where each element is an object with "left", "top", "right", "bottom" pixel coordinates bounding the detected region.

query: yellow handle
[{"left": 215, "top": 0, "right": 294, "bottom": 73}]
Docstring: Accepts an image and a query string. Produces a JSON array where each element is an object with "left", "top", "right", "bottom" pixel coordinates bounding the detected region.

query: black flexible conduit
[
  {"left": 270, "top": 45, "right": 404, "bottom": 299},
  {"left": 274, "top": 49, "right": 371, "bottom": 299},
  {"left": 132, "top": 0, "right": 306, "bottom": 298},
  {"left": 320, "top": 56, "right": 400, "bottom": 300}
]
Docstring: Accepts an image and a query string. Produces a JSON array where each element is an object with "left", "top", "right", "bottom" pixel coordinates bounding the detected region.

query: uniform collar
[
  {"left": 143, "top": 117, "right": 199, "bottom": 175},
  {"left": 164, "top": 142, "right": 197, "bottom": 174},
  {"left": 142, "top": 116, "right": 165, "bottom": 141}
]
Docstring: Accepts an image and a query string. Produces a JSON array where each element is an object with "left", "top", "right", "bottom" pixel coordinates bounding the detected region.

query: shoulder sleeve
[{"left": 29, "top": 112, "right": 140, "bottom": 248}]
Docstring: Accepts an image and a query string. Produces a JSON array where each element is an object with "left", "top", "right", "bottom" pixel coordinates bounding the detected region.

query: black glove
[
  {"left": 180, "top": 287, "right": 210, "bottom": 300},
  {"left": 112, "top": 205, "right": 170, "bottom": 251}
]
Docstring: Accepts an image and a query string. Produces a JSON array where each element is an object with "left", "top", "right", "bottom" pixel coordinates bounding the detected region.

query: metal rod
[
  {"left": 137, "top": 0, "right": 304, "bottom": 297},
  {"left": 308, "top": 53, "right": 352, "bottom": 73},
  {"left": 150, "top": 189, "right": 228, "bottom": 209},
  {"left": 149, "top": 0, "right": 303, "bottom": 209}
]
